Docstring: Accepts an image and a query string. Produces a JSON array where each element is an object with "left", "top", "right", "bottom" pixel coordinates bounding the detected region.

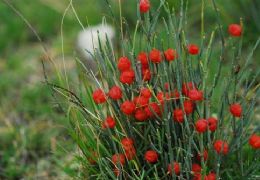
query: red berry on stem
[
  {"left": 228, "top": 24, "right": 242, "bottom": 37},
  {"left": 195, "top": 119, "right": 208, "bottom": 133},
  {"left": 102, "top": 116, "right": 116, "bottom": 129},
  {"left": 138, "top": 52, "right": 149, "bottom": 66},
  {"left": 139, "top": 0, "right": 150, "bottom": 13},
  {"left": 120, "top": 69, "right": 135, "bottom": 84},
  {"left": 188, "top": 89, "right": 203, "bottom": 101},
  {"left": 150, "top": 48, "right": 162, "bottom": 63},
  {"left": 134, "top": 108, "right": 149, "bottom": 121},
  {"left": 134, "top": 96, "right": 149, "bottom": 107},
  {"left": 188, "top": 44, "right": 199, "bottom": 55},
  {"left": 207, "top": 172, "right": 216, "bottom": 180},
  {"left": 112, "top": 154, "right": 126, "bottom": 166},
  {"left": 164, "top": 48, "right": 177, "bottom": 61},
  {"left": 92, "top": 88, "right": 106, "bottom": 104},
  {"left": 167, "top": 162, "right": 180, "bottom": 175},
  {"left": 249, "top": 134, "right": 260, "bottom": 149},
  {"left": 230, "top": 103, "right": 242, "bottom": 117},
  {"left": 144, "top": 150, "right": 158, "bottom": 163},
  {"left": 182, "top": 82, "right": 197, "bottom": 96},
  {"left": 144, "top": 102, "right": 161, "bottom": 117},
  {"left": 117, "top": 57, "right": 131, "bottom": 72},
  {"left": 184, "top": 100, "right": 194, "bottom": 115},
  {"left": 207, "top": 117, "right": 218, "bottom": 132},
  {"left": 192, "top": 163, "right": 202, "bottom": 174},
  {"left": 196, "top": 149, "right": 208, "bottom": 162},
  {"left": 140, "top": 88, "right": 152, "bottom": 99},
  {"left": 121, "top": 137, "right": 134, "bottom": 150},
  {"left": 173, "top": 108, "right": 184, "bottom": 123},
  {"left": 142, "top": 68, "right": 151, "bottom": 81},
  {"left": 214, "top": 140, "right": 229, "bottom": 155},
  {"left": 121, "top": 101, "right": 136, "bottom": 115},
  {"left": 108, "top": 86, "right": 122, "bottom": 100},
  {"left": 125, "top": 147, "right": 136, "bottom": 160}
]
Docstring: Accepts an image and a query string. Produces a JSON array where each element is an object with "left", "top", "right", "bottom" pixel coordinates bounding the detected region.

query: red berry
[
  {"left": 207, "top": 172, "right": 216, "bottom": 180},
  {"left": 184, "top": 100, "right": 194, "bottom": 115},
  {"left": 195, "top": 119, "right": 208, "bottom": 133},
  {"left": 125, "top": 147, "right": 136, "bottom": 160},
  {"left": 228, "top": 24, "right": 242, "bottom": 37},
  {"left": 188, "top": 44, "right": 199, "bottom": 55},
  {"left": 182, "top": 82, "right": 197, "bottom": 96},
  {"left": 92, "top": 88, "right": 106, "bottom": 104},
  {"left": 230, "top": 103, "right": 242, "bottom": 117},
  {"left": 139, "top": 0, "right": 150, "bottom": 13},
  {"left": 121, "top": 137, "right": 134, "bottom": 150},
  {"left": 188, "top": 89, "right": 203, "bottom": 101},
  {"left": 112, "top": 154, "right": 125, "bottom": 166},
  {"left": 135, "top": 108, "right": 149, "bottom": 121},
  {"left": 140, "top": 88, "right": 152, "bottom": 99},
  {"left": 249, "top": 134, "right": 260, "bottom": 149},
  {"left": 192, "top": 163, "right": 202, "bottom": 174},
  {"left": 207, "top": 117, "right": 218, "bottom": 132},
  {"left": 144, "top": 150, "right": 158, "bottom": 163},
  {"left": 164, "top": 48, "right": 177, "bottom": 61},
  {"left": 121, "top": 101, "right": 136, "bottom": 115},
  {"left": 157, "top": 92, "right": 165, "bottom": 104},
  {"left": 102, "top": 116, "right": 116, "bottom": 129},
  {"left": 117, "top": 57, "right": 131, "bottom": 72},
  {"left": 173, "top": 108, "right": 184, "bottom": 123},
  {"left": 113, "top": 168, "right": 120, "bottom": 176},
  {"left": 138, "top": 52, "right": 149, "bottom": 66},
  {"left": 134, "top": 96, "right": 149, "bottom": 107},
  {"left": 167, "top": 162, "right": 180, "bottom": 175},
  {"left": 196, "top": 149, "right": 208, "bottom": 162},
  {"left": 164, "top": 82, "right": 170, "bottom": 90},
  {"left": 172, "top": 89, "right": 180, "bottom": 99},
  {"left": 214, "top": 140, "right": 229, "bottom": 155},
  {"left": 149, "top": 48, "right": 162, "bottom": 63},
  {"left": 144, "top": 102, "right": 161, "bottom": 117},
  {"left": 142, "top": 68, "right": 151, "bottom": 81},
  {"left": 120, "top": 69, "right": 135, "bottom": 84},
  {"left": 108, "top": 86, "right": 122, "bottom": 100}
]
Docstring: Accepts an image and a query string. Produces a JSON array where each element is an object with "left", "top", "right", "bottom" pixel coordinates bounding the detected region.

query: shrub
[{"left": 53, "top": 0, "right": 260, "bottom": 179}]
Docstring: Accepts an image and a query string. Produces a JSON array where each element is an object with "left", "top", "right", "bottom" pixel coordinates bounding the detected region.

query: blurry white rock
[{"left": 76, "top": 24, "right": 115, "bottom": 73}]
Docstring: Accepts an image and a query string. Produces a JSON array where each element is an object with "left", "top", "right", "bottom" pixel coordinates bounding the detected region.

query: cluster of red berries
[{"left": 88, "top": 1, "right": 252, "bottom": 178}]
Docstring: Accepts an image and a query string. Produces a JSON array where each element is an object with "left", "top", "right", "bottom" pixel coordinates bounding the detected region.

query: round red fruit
[
  {"left": 102, "top": 116, "right": 116, "bottom": 129},
  {"left": 139, "top": 0, "right": 150, "bottom": 13},
  {"left": 145, "top": 150, "right": 158, "bottom": 163},
  {"left": 92, "top": 88, "right": 106, "bottom": 104},
  {"left": 167, "top": 162, "right": 180, "bottom": 175},
  {"left": 108, "top": 86, "right": 122, "bottom": 100},
  {"left": 228, "top": 24, "right": 242, "bottom": 37},
  {"left": 230, "top": 103, "right": 242, "bottom": 117},
  {"left": 195, "top": 119, "right": 208, "bottom": 133},
  {"left": 249, "top": 134, "right": 260, "bottom": 149},
  {"left": 112, "top": 154, "right": 125, "bottom": 166},
  {"left": 120, "top": 69, "right": 135, "bottom": 85},
  {"left": 188, "top": 44, "right": 199, "bottom": 55},
  {"left": 207, "top": 117, "right": 218, "bottom": 132},
  {"left": 121, "top": 101, "right": 136, "bottom": 115},
  {"left": 117, "top": 57, "right": 131, "bottom": 72},
  {"left": 214, "top": 140, "right": 229, "bottom": 155},
  {"left": 164, "top": 48, "right": 177, "bottom": 61},
  {"left": 150, "top": 48, "right": 162, "bottom": 63},
  {"left": 173, "top": 108, "right": 184, "bottom": 123}
]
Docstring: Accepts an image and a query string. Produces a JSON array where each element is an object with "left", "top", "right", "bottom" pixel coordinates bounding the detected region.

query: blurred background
[{"left": 0, "top": 0, "right": 259, "bottom": 179}]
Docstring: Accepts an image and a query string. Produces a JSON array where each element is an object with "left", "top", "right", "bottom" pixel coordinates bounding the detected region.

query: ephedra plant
[{"left": 52, "top": 0, "right": 260, "bottom": 179}]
